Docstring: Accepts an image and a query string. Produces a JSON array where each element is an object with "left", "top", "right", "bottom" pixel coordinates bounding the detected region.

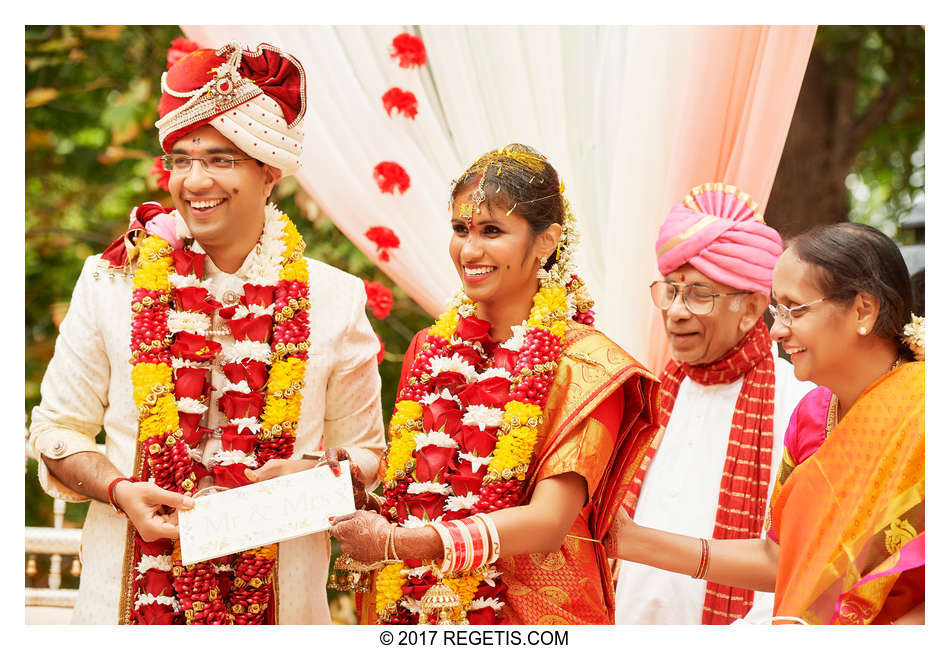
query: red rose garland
[
  {"left": 129, "top": 204, "right": 310, "bottom": 624},
  {"left": 374, "top": 284, "right": 578, "bottom": 623}
]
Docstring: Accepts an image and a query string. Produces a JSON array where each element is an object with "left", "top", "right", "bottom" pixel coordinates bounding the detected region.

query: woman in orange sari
[
  {"left": 607, "top": 222, "right": 924, "bottom": 624},
  {"left": 327, "top": 145, "right": 660, "bottom": 624}
]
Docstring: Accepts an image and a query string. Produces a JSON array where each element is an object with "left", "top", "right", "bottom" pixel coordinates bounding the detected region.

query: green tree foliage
[
  {"left": 769, "top": 26, "right": 924, "bottom": 240},
  {"left": 827, "top": 26, "right": 925, "bottom": 238}
]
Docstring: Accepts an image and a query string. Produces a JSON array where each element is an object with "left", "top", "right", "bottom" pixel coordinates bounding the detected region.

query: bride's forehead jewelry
[
  {"left": 471, "top": 168, "right": 489, "bottom": 213},
  {"left": 459, "top": 202, "right": 474, "bottom": 227},
  {"left": 464, "top": 147, "right": 549, "bottom": 213},
  {"left": 504, "top": 190, "right": 562, "bottom": 217}
]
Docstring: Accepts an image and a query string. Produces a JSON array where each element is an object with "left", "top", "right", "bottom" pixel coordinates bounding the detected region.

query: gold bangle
[
  {"left": 384, "top": 523, "right": 396, "bottom": 563},
  {"left": 389, "top": 523, "right": 401, "bottom": 562}
]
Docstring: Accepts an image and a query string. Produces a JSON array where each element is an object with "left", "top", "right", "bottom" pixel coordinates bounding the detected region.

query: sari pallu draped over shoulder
[
  {"left": 770, "top": 362, "right": 924, "bottom": 624},
  {"left": 360, "top": 323, "right": 660, "bottom": 624}
]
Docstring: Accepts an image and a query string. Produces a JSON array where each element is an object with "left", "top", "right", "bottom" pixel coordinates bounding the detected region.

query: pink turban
[{"left": 655, "top": 183, "right": 783, "bottom": 296}]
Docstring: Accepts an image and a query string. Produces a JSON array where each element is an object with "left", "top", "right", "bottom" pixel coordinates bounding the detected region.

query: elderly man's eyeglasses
[
  {"left": 161, "top": 154, "right": 256, "bottom": 173},
  {"left": 768, "top": 297, "right": 829, "bottom": 327},
  {"left": 649, "top": 280, "right": 750, "bottom": 316}
]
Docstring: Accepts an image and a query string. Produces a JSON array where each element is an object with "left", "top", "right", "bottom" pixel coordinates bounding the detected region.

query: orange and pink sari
[{"left": 767, "top": 362, "right": 924, "bottom": 624}]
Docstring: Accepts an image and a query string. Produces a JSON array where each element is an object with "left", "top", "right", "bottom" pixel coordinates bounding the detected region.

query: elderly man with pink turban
[
  {"left": 613, "top": 183, "right": 812, "bottom": 625},
  {"left": 29, "top": 41, "right": 385, "bottom": 624}
]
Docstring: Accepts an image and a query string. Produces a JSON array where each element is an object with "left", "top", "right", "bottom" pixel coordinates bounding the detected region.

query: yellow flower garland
[
  {"left": 383, "top": 401, "right": 424, "bottom": 482},
  {"left": 375, "top": 562, "right": 407, "bottom": 613},
  {"left": 133, "top": 236, "right": 173, "bottom": 292},
  {"left": 428, "top": 306, "right": 459, "bottom": 340}
]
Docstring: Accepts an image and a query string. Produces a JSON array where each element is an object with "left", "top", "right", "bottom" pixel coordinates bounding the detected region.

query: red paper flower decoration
[
  {"left": 150, "top": 155, "right": 171, "bottom": 192},
  {"left": 373, "top": 161, "right": 411, "bottom": 195},
  {"left": 364, "top": 280, "right": 394, "bottom": 319},
  {"left": 376, "top": 334, "right": 386, "bottom": 365},
  {"left": 382, "top": 87, "right": 419, "bottom": 119},
  {"left": 389, "top": 33, "right": 427, "bottom": 68},
  {"left": 365, "top": 226, "right": 401, "bottom": 262},
  {"left": 166, "top": 37, "right": 200, "bottom": 69}
]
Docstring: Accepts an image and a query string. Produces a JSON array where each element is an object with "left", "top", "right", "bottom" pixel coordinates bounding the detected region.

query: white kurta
[
  {"left": 29, "top": 253, "right": 386, "bottom": 624},
  {"left": 614, "top": 349, "right": 811, "bottom": 624}
]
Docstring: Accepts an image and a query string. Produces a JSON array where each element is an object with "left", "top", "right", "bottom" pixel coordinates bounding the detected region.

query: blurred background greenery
[{"left": 25, "top": 24, "right": 923, "bottom": 601}]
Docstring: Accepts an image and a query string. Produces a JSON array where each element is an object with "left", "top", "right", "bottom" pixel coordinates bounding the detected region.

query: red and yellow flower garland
[
  {"left": 374, "top": 282, "right": 572, "bottom": 624},
  {"left": 128, "top": 205, "right": 310, "bottom": 625}
]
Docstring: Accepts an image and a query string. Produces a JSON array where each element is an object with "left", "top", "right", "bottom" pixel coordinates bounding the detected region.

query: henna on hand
[
  {"left": 604, "top": 505, "right": 634, "bottom": 559},
  {"left": 325, "top": 447, "right": 368, "bottom": 510},
  {"left": 329, "top": 511, "right": 389, "bottom": 564}
]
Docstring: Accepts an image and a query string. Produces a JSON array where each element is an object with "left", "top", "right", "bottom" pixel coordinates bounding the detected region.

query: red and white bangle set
[
  {"left": 427, "top": 513, "right": 501, "bottom": 575},
  {"left": 694, "top": 537, "right": 710, "bottom": 580}
]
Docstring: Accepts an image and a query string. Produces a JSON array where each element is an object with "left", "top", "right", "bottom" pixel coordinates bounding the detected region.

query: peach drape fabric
[
  {"left": 645, "top": 26, "right": 816, "bottom": 372},
  {"left": 181, "top": 26, "right": 814, "bottom": 371}
]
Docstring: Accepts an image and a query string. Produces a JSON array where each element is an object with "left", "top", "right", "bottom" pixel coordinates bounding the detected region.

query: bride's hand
[
  {"left": 605, "top": 505, "right": 637, "bottom": 559},
  {"left": 323, "top": 447, "right": 369, "bottom": 510},
  {"left": 328, "top": 510, "right": 390, "bottom": 564}
]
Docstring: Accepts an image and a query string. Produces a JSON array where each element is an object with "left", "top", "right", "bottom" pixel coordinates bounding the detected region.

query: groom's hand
[{"left": 113, "top": 481, "right": 194, "bottom": 542}]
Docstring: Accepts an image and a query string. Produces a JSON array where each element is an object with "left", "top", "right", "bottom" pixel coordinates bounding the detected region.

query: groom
[{"left": 28, "top": 42, "right": 385, "bottom": 624}]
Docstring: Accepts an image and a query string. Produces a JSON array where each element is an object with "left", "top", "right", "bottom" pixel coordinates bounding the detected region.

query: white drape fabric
[{"left": 182, "top": 26, "right": 814, "bottom": 367}]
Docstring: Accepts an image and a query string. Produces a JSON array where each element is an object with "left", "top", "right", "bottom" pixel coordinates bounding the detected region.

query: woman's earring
[
  {"left": 858, "top": 326, "right": 868, "bottom": 335},
  {"left": 536, "top": 256, "right": 551, "bottom": 285}
]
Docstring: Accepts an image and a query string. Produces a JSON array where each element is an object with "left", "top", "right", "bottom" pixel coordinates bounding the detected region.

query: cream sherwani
[
  {"left": 614, "top": 349, "right": 812, "bottom": 624},
  {"left": 29, "top": 253, "right": 386, "bottom": 624}
]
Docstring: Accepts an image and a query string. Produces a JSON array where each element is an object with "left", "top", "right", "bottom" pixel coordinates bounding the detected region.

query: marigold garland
[
  {"left": 128, "top": 204, "right": 309, "bottom": 625},
  {"left": 375, "top": 562, "right": 407, "bottom": 613},
  {"left": 383, "top": 401, "right": 423, "bottom": 482}
]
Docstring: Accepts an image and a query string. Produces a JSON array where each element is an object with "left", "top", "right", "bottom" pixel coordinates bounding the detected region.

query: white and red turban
[
  {"left": 155, "top": 42, "right": 306, "bottom": 174},
  {"left": 655, "top": 183, "right": 783, "bottom": 296}
]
